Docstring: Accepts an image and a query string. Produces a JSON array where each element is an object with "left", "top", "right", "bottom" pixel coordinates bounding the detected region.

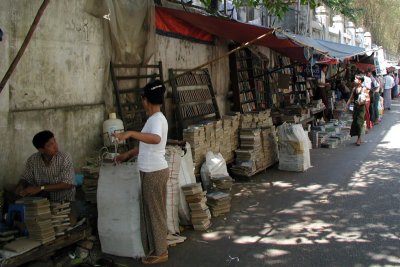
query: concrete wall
[
  {"left": 153, "top": 35, "right": 231, "bottom": 136},
  {"left": 0, "top": 1, "right": 235, "bottom": 187},
  {"left": 0, "top": 0, "right": 106, "bottom": 187}
]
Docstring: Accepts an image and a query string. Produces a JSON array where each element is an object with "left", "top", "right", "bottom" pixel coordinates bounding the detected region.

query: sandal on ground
[{"left": 142, "top": 253, "right": 168, "bottom": 264}]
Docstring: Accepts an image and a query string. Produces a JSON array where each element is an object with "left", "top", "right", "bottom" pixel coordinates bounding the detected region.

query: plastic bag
[
  {"left": 200, "top": 151, "right": 229, "bottom": 190},
  {"left": 177, "top": 143, "right": 196, "bottom": 225}
]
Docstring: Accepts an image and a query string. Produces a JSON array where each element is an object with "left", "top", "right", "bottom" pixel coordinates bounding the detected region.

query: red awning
[
  {"left": 156, "top": 6, "right": 213, "bottom": 43},
  {"left": 155, "top": 6, "right": 308, "bottom": 63},
  {"left": 355, "top": 63, "right": 375, "bottom": 72}
]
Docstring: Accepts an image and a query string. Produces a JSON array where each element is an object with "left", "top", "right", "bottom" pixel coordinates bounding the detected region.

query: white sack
[
  {"left": 165, "top": 146, "right": 182, "bottom": 234},
  {"left": 97, "top": 162, "right": 144, "bottom": 258},
  {"left": 177, "top": 143, "right": 196, "bottom": 225},
  {"left": 200, "top": 151, "right": 229, "bottom": 189}
]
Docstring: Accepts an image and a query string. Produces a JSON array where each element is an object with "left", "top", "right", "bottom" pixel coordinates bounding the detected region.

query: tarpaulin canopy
[
  {"left": 156, "top": 6, "right": 213, "bottom": 44},
  {"left": 281, "top": 33, "right": 367, "bottom": 62},
  {"left": 155, "top": 6, "right": 308, "bottom": 63}
]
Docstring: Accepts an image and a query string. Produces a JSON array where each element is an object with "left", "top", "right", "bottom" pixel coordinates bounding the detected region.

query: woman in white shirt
[{"left": 113, "top": 80, "right": 169, "bottom": 264}]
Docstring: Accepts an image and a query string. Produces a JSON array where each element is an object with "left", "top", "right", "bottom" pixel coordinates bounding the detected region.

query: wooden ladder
[{"left": 110, "top": 61, "right": 164, "bottom": 132}]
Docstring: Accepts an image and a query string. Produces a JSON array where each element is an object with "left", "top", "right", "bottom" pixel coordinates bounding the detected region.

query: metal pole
[{"left": 0, "top": 0, "right": 51, "bottom": 95}]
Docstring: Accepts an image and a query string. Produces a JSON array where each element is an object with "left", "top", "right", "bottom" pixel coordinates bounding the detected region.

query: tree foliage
[
  {"left": 199, "top": 0, "right": 357, "bottom": 20},
  {"left": 197, "top": 0, "right": 399, "bottom": 55},
  {"left": 353, "top": 0, "right": 400, "bottom": 55}
]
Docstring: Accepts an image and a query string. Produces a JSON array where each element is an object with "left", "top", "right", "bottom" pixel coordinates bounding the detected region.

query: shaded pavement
[{"left": 114, "top": 100, "right": 400, "bottom": 267}]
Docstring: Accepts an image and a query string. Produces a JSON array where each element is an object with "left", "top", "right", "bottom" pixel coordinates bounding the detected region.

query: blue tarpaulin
[{"left": 278, "top": 32, "right": 367, "bottom": 62}]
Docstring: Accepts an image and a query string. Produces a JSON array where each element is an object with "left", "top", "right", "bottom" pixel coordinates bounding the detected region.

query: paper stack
[
  {"left": 0, "top": 229, "right": 18, "bottom": 246},
  {"left": 183, "top": 126, "right": 206, "bottom": 175},
  {"left": 183, "top": 115, "right": 241, "bottom": 175},
  {"left": 50, "top": 202, "right": 71, "bottom": 236},
  {"left": 82, "top": 165, "right": 100, "bottom": 203},
  {"left": 206, "top": 191, "right": 231, "bottom": 217},
  {"left": 231, "top": 128, "right": 263, "bottom": 176},
  {"left": 17, "top": 197, "right": 55, "bottom": 244},
  {"left": 257, "top": 110, "right": 274, "bottom": 127},
  {"left": 0, "top": 190, "right": 3, "bottom": 216},
  {"left": 240, "top": 114, "right": 253, "bottom": 128},
  {"left": 260, "top": 126, "right": 279, "bottom": 169},
  {"left": 210, "top": 175, "right": 234, "bottom": 193},
  {"left": 181, "top": 183, "right": 211, "bottom": 231}
]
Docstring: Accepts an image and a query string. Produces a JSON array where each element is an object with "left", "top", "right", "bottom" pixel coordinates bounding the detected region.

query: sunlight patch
[
  {"left": 265, "top": 249, "right": 290, "bottom": 257},
  {"left": 233, "top": 235, "right": 260, "bottom": 244},
  {"left": 378, "top": 123, "right": 400, "bottom": 149},
  {"left": 367, "top": 252, "right": 400, "bottom": 264},
  {"left": 326, "top": 231, "right": 370, "bottom": 242}
]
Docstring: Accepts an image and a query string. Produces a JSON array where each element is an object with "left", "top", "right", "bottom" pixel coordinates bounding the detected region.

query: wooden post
[{"left": 0, "top": 0, "right": 51, "bottom": 95}]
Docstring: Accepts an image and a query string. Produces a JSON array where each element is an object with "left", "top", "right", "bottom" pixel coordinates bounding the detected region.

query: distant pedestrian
[
  {"left": 345, "top": 75, "right": 367, "bottom": 146},
  {"left": 383, "top": 73, "right": 394, "bottom": 110}
]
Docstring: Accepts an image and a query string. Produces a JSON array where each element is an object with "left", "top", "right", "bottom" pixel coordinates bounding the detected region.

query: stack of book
[
  {"left": 82, "top": 165, "right": 100, "bottom": 203},
  {"left": 17, "top": 197, "right": 55, "bottom": 244},
  {"left": 0, "top": 229, "right": 18, "bottom": 246},
  {"left": 231, "top": 128, "right": 262, "bottom": 176},
  {"left": 183, "top": 126, "right": 206, "bottom": 175},
  {"left": 181, "top": 183, "right": 211, "bottom": 231},
  {"left": 0, "top": 189, "right": 3, "bottom": 216},
  {"left": 206, "top": 192, "right": 231, "bottom": 217},
  {"left": 50, "top": 202, "right": 71, "bottom": 236},
  {"left": 240, "top": 114, "right": 253, "bottom": 128},
  {"left": 210, "top": 175, "right": 234, "bottom": 193},
  {"left": 259, "top": 126, "right": 279, "bottom": 169},
  {"left": 182, "top": 113, "right": 241, "bottom": 175}
]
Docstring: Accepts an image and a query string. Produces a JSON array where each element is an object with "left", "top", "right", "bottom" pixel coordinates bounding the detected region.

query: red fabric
[
  {"left": 316, "top": 58, "right": 340, "bottom": 65},
  {"left": 365, "top": 101, "right": 373, "bottom": 129},
  {"left": 355, "top": 63, "right": 375, "bottom": 72},
  {"left": 155, "top": 6, "right": 307, "bottom": 63},
  {"left": 156, "top": 7, "right": 213, "bottom": 43}
]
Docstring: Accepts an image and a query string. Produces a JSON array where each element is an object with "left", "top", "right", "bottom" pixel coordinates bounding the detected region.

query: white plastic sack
[
  {"left": 97, "top": 162, "right": 144, "bottom": 258},
  {"left": 177, "top": 143, "right": 196, "bottom": 225},
  {"left": 277, "top": 123, "right": 311, "bottom": 172},
  {"left": 165, "top": 146, "right": 182, "bottom": 234},
  {"left": 200, "top": 151, "right": 229, "bottom": 189}
]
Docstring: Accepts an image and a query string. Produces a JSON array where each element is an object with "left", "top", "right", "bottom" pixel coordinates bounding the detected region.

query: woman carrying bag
[{"left": 345, "top": 75, "right": 368, "bottom": 146}]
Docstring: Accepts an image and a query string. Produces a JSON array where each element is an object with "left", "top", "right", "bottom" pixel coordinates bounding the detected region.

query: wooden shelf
[{"left": 229, "top": 46, "right": 269, "bottom": 113}]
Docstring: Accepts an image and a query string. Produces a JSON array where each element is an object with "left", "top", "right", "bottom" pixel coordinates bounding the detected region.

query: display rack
[
  {"left": 169, "top": 68, "right": 221, "bottom": 139},
  {"left": 110, "top": 61, "right": 164, "bottom": 132},
  {"left": 229, "top": 46, "right": 269, "bottom": 113}
]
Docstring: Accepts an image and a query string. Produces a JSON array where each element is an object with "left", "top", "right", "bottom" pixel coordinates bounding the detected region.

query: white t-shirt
[
  {"left": 363, "top": 76, "right": 372, "bottom": 89},
  {"left": 384, "top": 75, "right": 395, "bottom": 90},
  {"left": 138, "top": 112, "right": 168, "bottom": 172}
]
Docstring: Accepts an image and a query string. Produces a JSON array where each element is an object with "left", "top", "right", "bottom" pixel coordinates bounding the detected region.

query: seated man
[{"left": 15, "top": 130, "right": 75, "bottom": 202}]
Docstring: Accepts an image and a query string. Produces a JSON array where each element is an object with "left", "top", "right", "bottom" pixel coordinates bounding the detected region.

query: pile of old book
[
  {"left": 50, "top": 202, "right": 71, "bottom": 236},
  {"left": 181, "top": 183, "right": 211, "bottom": 231},
  {"left": 16, "top": 197, "right": 55, "bottom": 244},
  {"left": 0, "top": 229, "right": 18, "bottom": 246},
  {"left": 259, "top": 126, "right": 279, "bottom": 169},
  {"left": 210, "top": 175, "right": 234, "bottom": 193},
  {"left": 0, "top": 190, "right": 3, "bottom": 216},
  {"left": 231, "top": 128, "right": 262, "bottom": 176},
  {"left": 182, "top": 113, "right": 241, "bottom": 175},
  {"left": 82, "top": 165, "right": 100, "bottom": 203},
  {"left": 240, "top": 111, "right": 273, "bottom": 128},
  {"left": 206, "top": 191, "right": 231, "bottom": 217}
]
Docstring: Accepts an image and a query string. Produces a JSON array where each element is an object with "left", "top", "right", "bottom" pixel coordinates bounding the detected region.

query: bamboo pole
[
  {"left": 164, "top": 28, "right": 278, "bottom": 84},
  {"left": 0, "top": 0, "right": 51, "bottom": 94}
]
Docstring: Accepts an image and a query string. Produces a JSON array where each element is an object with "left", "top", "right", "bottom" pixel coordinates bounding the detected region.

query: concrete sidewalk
[{"left": 108, "top": 100, "right": 400, "bottom": 267}]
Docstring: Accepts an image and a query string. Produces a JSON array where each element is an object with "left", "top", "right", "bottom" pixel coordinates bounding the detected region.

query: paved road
[{"left": 115, "top": 100, "right": 400, "bottom": 267}]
